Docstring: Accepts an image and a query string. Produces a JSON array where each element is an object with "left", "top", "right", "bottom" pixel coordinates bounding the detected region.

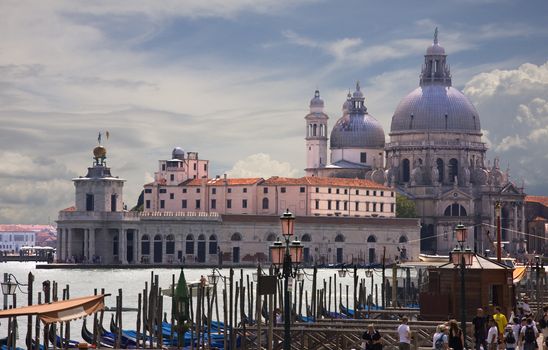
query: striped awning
[{"left": 0, "top": 294, "right": 107, "bottom": 324}]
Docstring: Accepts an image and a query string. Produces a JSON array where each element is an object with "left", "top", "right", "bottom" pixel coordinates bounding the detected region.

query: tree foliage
[{"left": 396, "top": 193, "right": 417, "bottom": 218}]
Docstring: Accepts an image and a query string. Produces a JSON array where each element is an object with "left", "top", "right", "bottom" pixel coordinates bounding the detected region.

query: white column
[
  {"left": 67, "top": 228, "right": 73, "bottom": 262},
  {"left": 84, "top": 229, "right": 89, "bottom": 261},
  {"left": 121, "top": 229, "right": 128, "bottom": 264},
  {"left": 89, "top": 228, "right": 95, "bottom": 261}
]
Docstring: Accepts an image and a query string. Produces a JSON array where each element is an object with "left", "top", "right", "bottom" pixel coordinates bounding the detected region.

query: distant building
[
  {"left": 0, "top": 224, "right": 55, "bottom": 253},
  {"left": 56, "top": 145, "right": 419, "bottom": 265},
  {"left": 525, "top": 195, "right": 548, "bottom": 256}
]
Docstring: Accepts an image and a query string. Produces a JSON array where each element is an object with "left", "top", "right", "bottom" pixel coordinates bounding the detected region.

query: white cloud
[
  {"left": 226, "top": 153, "right": 301, "bottom": 179},
  {"left": 464, "top": 61, "right": 548, "bottom": 193}
]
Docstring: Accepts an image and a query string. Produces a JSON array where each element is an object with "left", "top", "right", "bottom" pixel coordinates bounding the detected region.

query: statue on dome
[
  {"left": 431, "top": 165, "right": 439, "bottom": 186},
  {"left": 462, "top": 165, "right": 471, "bottom": 186},
  {"left": 410, "top": 159, "right": 423, "bottom": 186}
]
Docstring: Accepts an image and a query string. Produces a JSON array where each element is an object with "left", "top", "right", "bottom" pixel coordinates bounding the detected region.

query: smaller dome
[
  {"left": 426, "top": 43, "right": 445, "bottom": 55},
  {"left": 310, "top": 90, "right": 324, "bottom": 108},
  {"left": 93, "top": 146, "right": 106, "bottom": 159},
  {"left": 342, "top": 92, "right": 352, "bottom": 114},
  {"left": 172, "top": 147, "right": 185, "bottom": 160},
  {"left": 352, "top": 81, "right": 363, "bottom": 98}
]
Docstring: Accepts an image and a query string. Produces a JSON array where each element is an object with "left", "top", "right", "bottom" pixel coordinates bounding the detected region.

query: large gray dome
[
  {"left": 330, "top": 113, "right": 385, "bottom": 148},
  {"left": 390, "top": 85, "right": 480, "bottom": 134}
]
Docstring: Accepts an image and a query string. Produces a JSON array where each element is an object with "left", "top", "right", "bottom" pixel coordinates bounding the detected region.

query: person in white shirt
[
  {"left": 487, "top": 318, "right": 499, "bottom": 350},
  {"left": 398, "top": 316, "right": 411, "bottom": 350},
  {"left": 520, "top": 318, "right": 539, "bottom": 350},
  {"left": 432, "top": 324, "right": 449, "bottom": 350}
]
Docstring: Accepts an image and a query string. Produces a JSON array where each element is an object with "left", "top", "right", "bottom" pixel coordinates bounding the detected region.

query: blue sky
[{"left": 1, "top": 0, "right": 547, "bottom": 223}]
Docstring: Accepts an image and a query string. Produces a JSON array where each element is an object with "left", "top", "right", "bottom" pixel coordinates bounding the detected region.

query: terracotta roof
[
  {"left": 0, "top": 224, "right": 56, "bottom": 232},
  {"left": 526, "top": 195, "right": 548, "bottom": 207},
  {"left": 262, "top": 176, "right": 389, "bottom": 190},
  {"left": 61, "top": 206, "right": 76, "bottom": 212},
  {"left": 184, "top": 178, "right": 263, "bottom": 186}
]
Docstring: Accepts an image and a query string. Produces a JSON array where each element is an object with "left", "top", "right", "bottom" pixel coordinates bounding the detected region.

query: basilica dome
[
  {"left": 390, "top": 28, "right": 480, "bottom": 135},
  {"left": 330, "top": 82, "right": 385, "bottom": 149},
  {"left": 390, "top": 85, "right": 480, "bottom": 133}
]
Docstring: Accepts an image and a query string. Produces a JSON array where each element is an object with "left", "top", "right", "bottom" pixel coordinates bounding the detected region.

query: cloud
[
  {"left": 226, "top": 153, "right": 301, "bottom": 179},
  {"left": 464, "top": 61, "right": 548, "bottom": 193}
]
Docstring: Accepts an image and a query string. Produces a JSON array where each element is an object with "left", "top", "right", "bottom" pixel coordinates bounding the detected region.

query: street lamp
[
  {"left": 450, "top": 224, "right": 474, "bottom": 349},
  {"left": 207, "top": 268, "right": 227, "bottom": 285},
  {"left": 1, "top": 274, "right": 27, "bottom": 296},
  {"left": 268, "top": 209, "right": 304, "bottom": 350}
]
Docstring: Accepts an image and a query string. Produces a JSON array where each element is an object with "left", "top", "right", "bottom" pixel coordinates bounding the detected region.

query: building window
[
  {"left": 344, "top": 189, "right": 348, "bottom": 195},
  {"left": 360, "top": 152, "right": 367, "bottom": 163},
  {"left": 380, "top": 203, "right": 384, "bottom": 212},
  {"left": 211, "top": 199, "right": 216, "bottom": 209},
  {"left": 162, "top": 164, "right": 166, "bottom": 171},
  {"left": 380, "top": 191, "right": 384, "bottom": 196},
  {"left": 262, "top": 198, "right": 269, "bottom": 209},
  {"left": 263, "top": 187, "right": 268, "bottom": 194},
  {"left": 185, "top": 234, "right": 194, "bottom": 254},
  {"left": 281, "top": 187, "right": 286, "bottom": 193},
  {"left": 373, "top": 203, "right": 377, "bottom": 212},
  {"left": 182, "top": 188, "right": 187, "bottom": 193},
  {"left": 336, "top": 201, "right": 340, "bottom": 210},
  {"left": 170, "top": 174, "right": 174, "bottom": 181},
  {"left": 315, "top": 200, "right": 320, "bottom": 210},
  {"left": 212, "top": 188, "right": 216, "bottom": 195},
  {"left": 328, "top": 200, "right": 332, "bottom": 210},
  {"left": 300, "top": 187, "right": 305, "bottom": 193},
  {"left": 242, "top": 199, "right": 247, "bottom": 208},
  {"left": 366, "top": 202, "right": 370, "bottom": 211},
  {"left": 204, "top": 164, "right": 207, "bottom": 171},
  {"left": 336, "top": 188, "right": 340, "bottom": 194},
  {"left": 145, "top": 200, "right": 150, "bottom": 209},
  {"left": 111, "top": 194, "right": 117, "bottom": 212},
  {"left": 145, "top": 188, "right": 152, "bottom": 194},
  {"left": 402, "top": 158, "right": 411, "bottom": 182},
  {"left": 196, "top": 188, "right": 200, "bottom": 193},
  {"left": 343, "top": 201, "right": 348, "bottom": 211},
  {"left": 169, "top": 193, "right": 174, "bottom": 199},
  {"left": 355, "top": 201, "right": 359, "bottom": 211},
  {"left": 160, "top": 200, "right": 165, "bottom": 209},
  {"left": 182, "top": 200, "right": 187, "bottom": 209},
  {"left": 228, "top": 188, "right": 232, "bottom": 193},
  {"left": 328, "top": 188, "right": 332, "bottom": 194},
  {"left": 366, "top": 190, "right": 370, "bottom": 196},
  {"left": 193, "top": 163, "right": 196, "bottom": 170},
  {"left": 243, "top": 188, "right": 247, "bottom": 193},
  {"left": 195, "top": 200, "right": 201, "bottom": 209},
  {"left": 141, "top": 235, "right": 150, "bottom": 255},
  {"left": 159, "top": 188, "right": 167, "bottom": 194},
  {"left": 356, "top": 190, "right": 359, "bottom": 195},
  {"left": 209, "top": 235, "right": 217, "bottom": 254},
  {"left": 166, "top": 235, "right": 175, "bottom": 255},
  {"left": 373, "top": 191, "right": 377, "bottom": 196},
  {"left": 316, "top": 187, "right": 319, "bottom": 193},
  {"left": 85, "top": 194, "right": 94, "bottom": 211},
  {"left": 227, "top": 199, "right": 232, "bottom": 209},
  {"left": 391, "top": 192, "right": 394, "bottom": 197},
  {"left": 449, "top": 158, "right": 459, "bottom": 183},
  {"left": 391, "top": 203, "right": 395, "bottom": 213}
]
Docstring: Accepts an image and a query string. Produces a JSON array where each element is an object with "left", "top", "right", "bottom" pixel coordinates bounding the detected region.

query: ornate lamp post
[
  {"left": 1, "top": 274, "right": 27, "bottom": 296},
  {"left": 269, "top": 209, "right": 304, "bottom": 350},
  {"left": 451, "top": 224, "right": 474, "bottom": 349}
]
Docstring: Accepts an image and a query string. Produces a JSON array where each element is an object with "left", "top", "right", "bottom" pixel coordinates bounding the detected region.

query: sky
[{"left": 1, "top": 0, "right": 547, "bottom": 224}]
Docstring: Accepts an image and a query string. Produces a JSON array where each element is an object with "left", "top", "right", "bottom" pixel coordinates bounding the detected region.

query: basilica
[{"left": 305, "top": 29, "right": 527, "bottom": 255}]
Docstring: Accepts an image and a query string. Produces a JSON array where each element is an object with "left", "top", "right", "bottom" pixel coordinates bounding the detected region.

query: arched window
[
  {"left": 166, "top": 234, "right": 175, "bottom": 255},
  {"left": 335, "top": 234, "right": 345, "bottom": 242},
  {"left": 399, "top": 235, "right": 408, "bottom": 244},
  {"left": 141, "top": 234, "right": 150, "bottom": 255},
  {"left": 266, "top": 233, "right": 276, "bottom": 242},
  {"left": 231, "top": 232, "right": 242, "bottom": 241},
  {"left": 436, "top": 158, "right": 444, "bottom": 183},
  {"left": 301, "top": 234, "right": 312, "bottom": 242},
  {"left": 448, "top": 158, "right": 458, "bottom": 183},
  {"left": 198, "top": 234, "right": 205, "bottom": 241},
  {"left": 313, "top": 124, "right": 317, "bottom": 136},
  {"left": 367, "top": 235, "right": 376, "bottom": 243},
  {"left": 262, "top": 198, "right": 269, "bottom": 209},
  {"left": 402, "top": 159, "right": 410, "bottom": 182},
  {"left": 185, "top": 234, "right": 194, "bottom": 254},
  {"left": 209, "top": 234, "right": 217, "bottom": 254},
  {"left": 444, "top": 203, "right": 467, "bottom": 216}
]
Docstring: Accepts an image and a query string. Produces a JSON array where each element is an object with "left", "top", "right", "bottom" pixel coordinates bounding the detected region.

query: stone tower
[{"left": 305, "top": 90, "right": 329, "bottom": 175}]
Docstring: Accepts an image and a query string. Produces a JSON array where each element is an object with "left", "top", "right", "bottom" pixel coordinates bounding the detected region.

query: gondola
[
  {"left": 321, "top": 307, "right": 348, "bottom": 319},
  {"left": 109, "top": 315, "right": 138, "bottom": 347},
  {"left": 81, "top": 317, "right": 115, "bottom": 348},
  {"left": 48, "top": 324, "right": 81, "bottom": 348}
]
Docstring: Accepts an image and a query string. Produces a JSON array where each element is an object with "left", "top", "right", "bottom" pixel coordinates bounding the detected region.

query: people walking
[
  {"left": 520, "top": 317, "right": 538, "bottom": 350},
  {"left": 494, "top": 306, "right": 509, "bottom": 339},
  {"left": 539, "top": 306, "right": 548, "bottom": 350},
  {"left": 397, "top": 316, "right": 412, "bottom": 350},
  {"left": 487, "top": 318, "right": 499, "bottom": 350},
  {"left": 448, "top": 319, "right": 464, "bottom": 350},
  {"left": 504, "top": 324, "right": 517, "bottom": 350},
  {"left": 474, "top": 308, "right": 488, "bottom": 350},
  {"left": 362, "top": 323, "right": 382, "bottom": 350},
  {"left": 433, "top": 324, "right": 449, "bottom": 350}
]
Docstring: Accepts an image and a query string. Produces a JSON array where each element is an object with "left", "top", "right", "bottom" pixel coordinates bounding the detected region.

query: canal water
[{"left": 0, "top": 262, "right": 416, "bottom": 346}]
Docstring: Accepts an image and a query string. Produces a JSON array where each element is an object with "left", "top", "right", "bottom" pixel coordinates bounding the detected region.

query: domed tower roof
[
  {"left": 390, "top": 28, "right": 481, "bottom": 135},
  {"left": 310, "top": 89, "right": 324, "bottom": 108},
  {"left": 342, "top": 91, "right": 352, "bottom": 115},
  {"left": 330, "top": 82, "right": 386, "bottom": 149},
  {"left": 172, "top": 147, "right": 185, "bottom": 160}
]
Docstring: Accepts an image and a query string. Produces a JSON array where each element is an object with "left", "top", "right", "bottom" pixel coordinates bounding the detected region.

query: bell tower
[{"left": 305, "top": 90, "right": 329, "bottom": 176}]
